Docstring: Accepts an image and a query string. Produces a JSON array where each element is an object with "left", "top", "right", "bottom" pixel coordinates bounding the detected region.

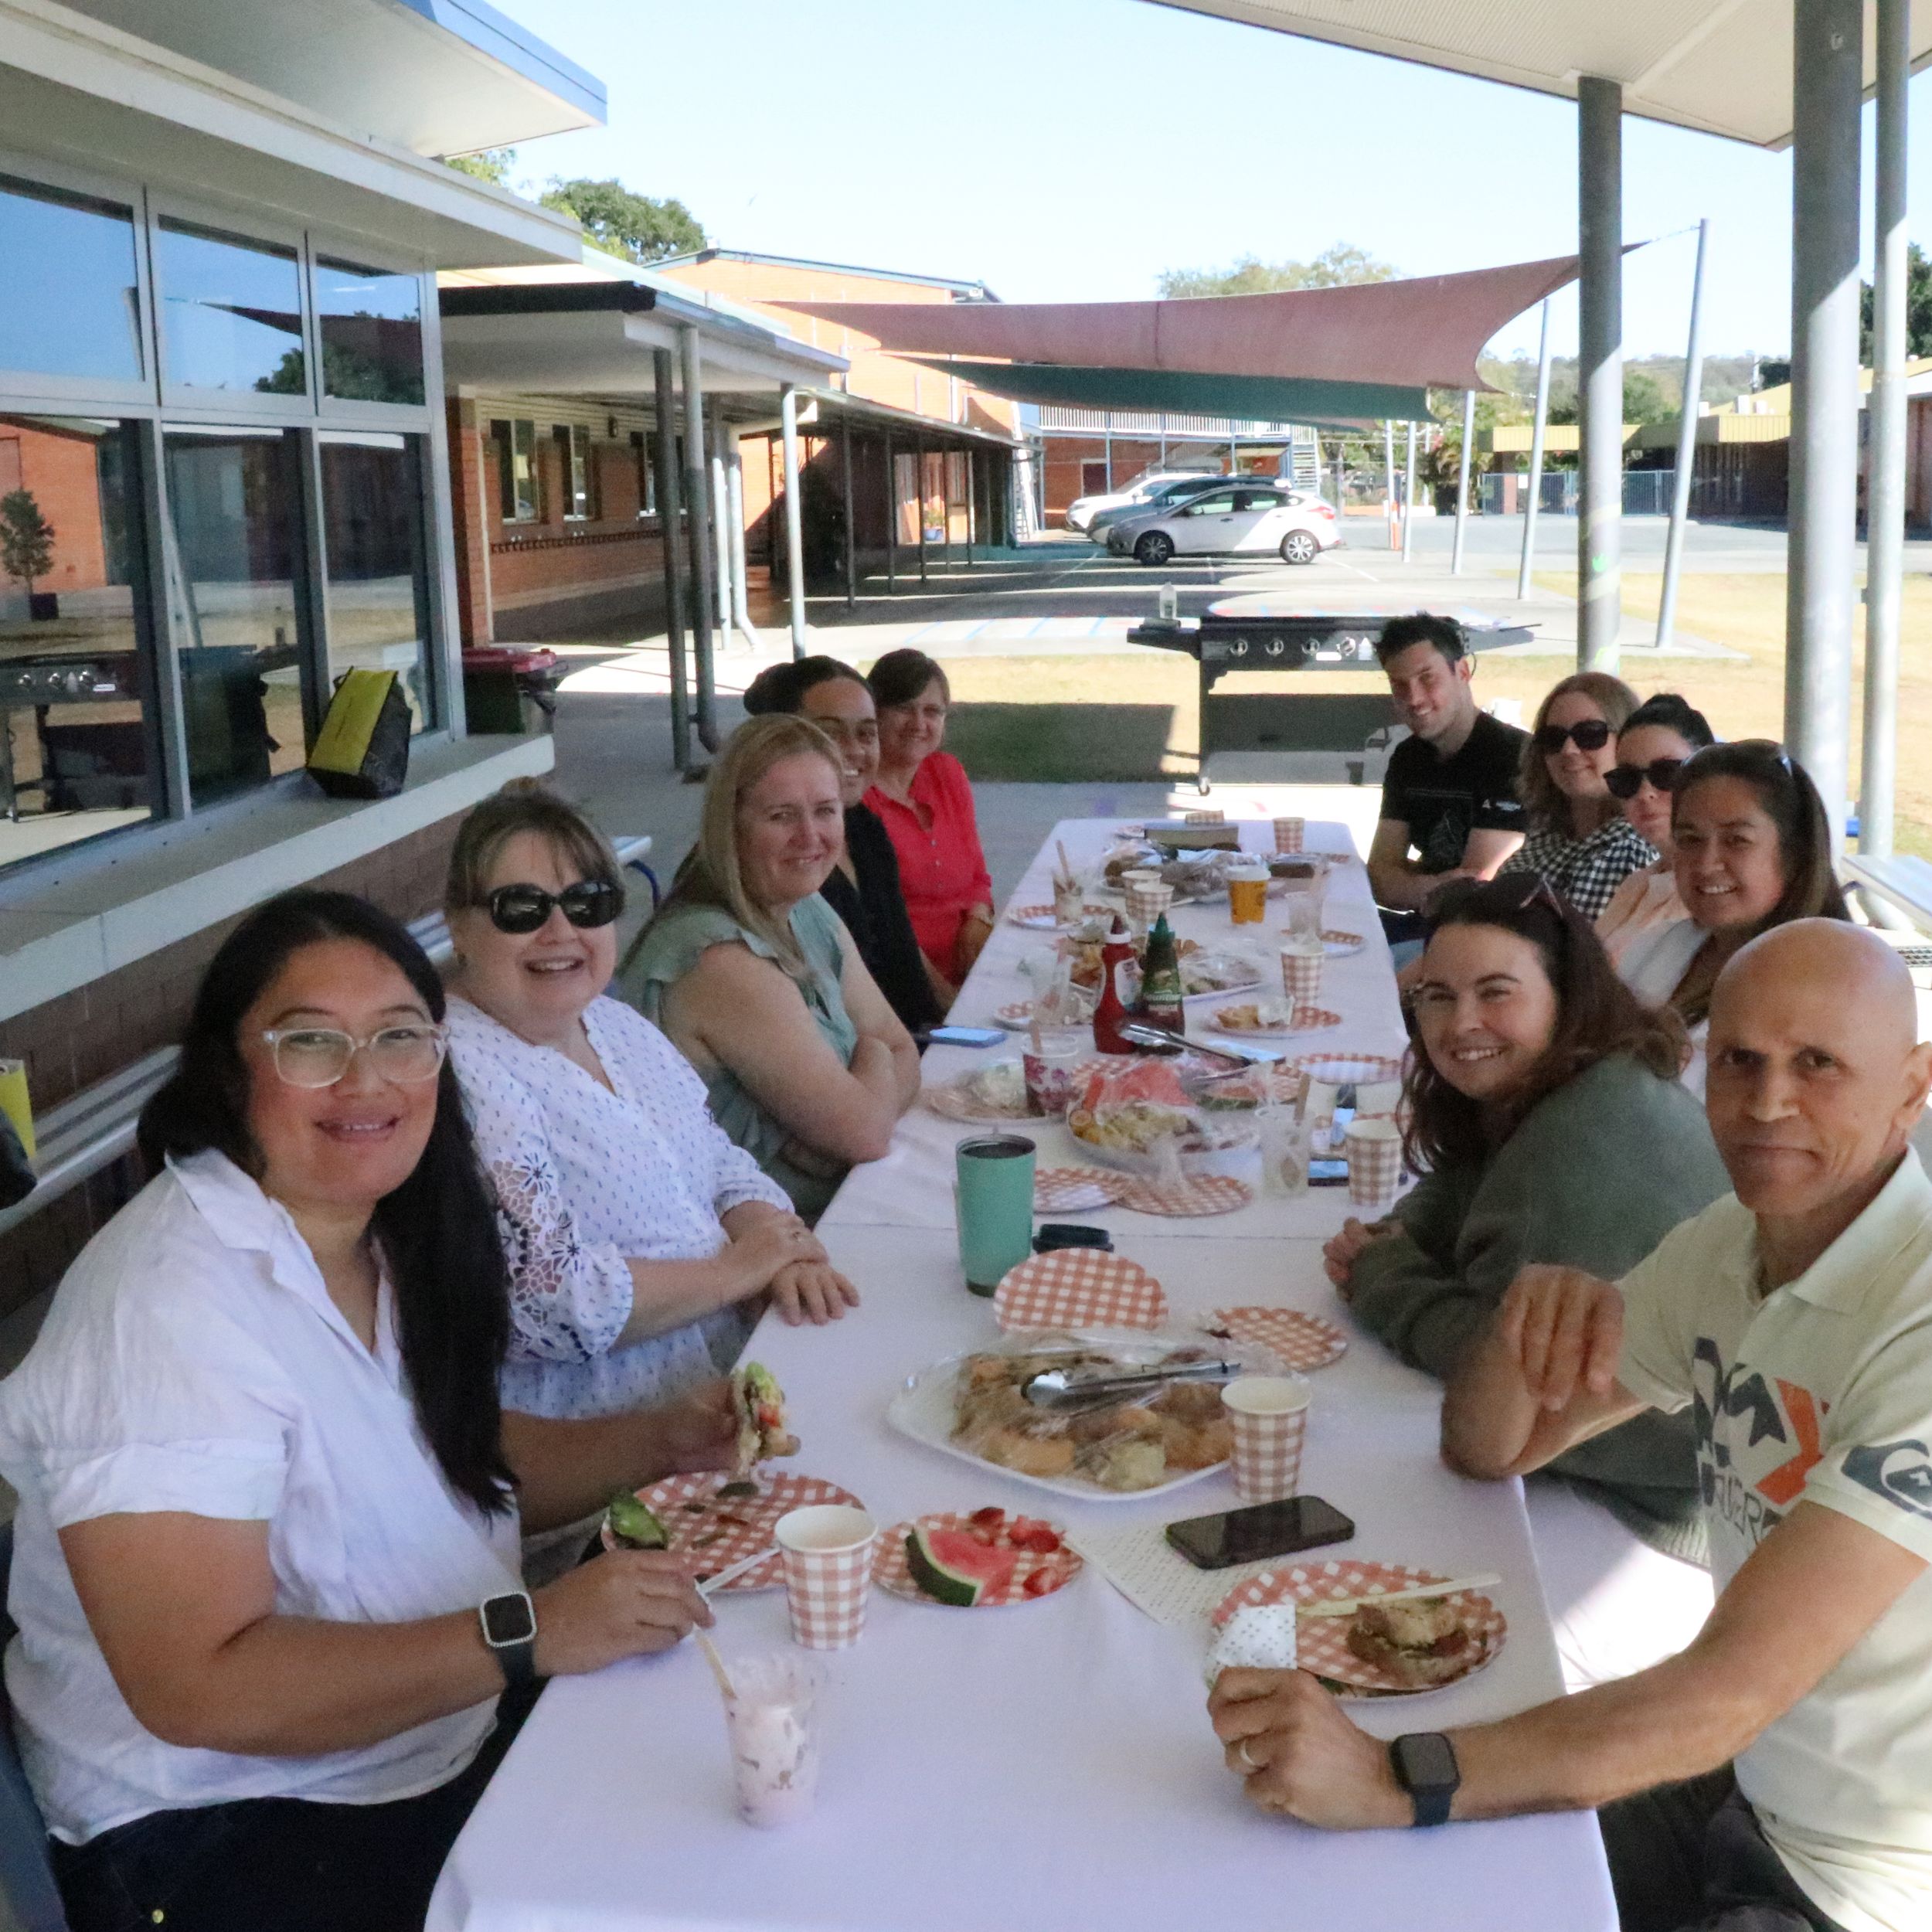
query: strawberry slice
[
  {"left": 1022, "top": 1566, "right": 1059, "bottom": 1597},
  {"left": 968, "top": 1507, "right": 1007, "bottom": 1529},
  {"left": 1008, "top": 1520, "right": 1063, "bottom": 1554}
]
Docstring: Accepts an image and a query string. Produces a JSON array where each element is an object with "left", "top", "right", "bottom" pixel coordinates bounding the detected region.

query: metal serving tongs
[
  {"left": 1022, "top": 1357, "right": 1247, "bottom": 1413},
  {"left": 1116, "top": 1020, "right": 1282, "bottom": 1067}
]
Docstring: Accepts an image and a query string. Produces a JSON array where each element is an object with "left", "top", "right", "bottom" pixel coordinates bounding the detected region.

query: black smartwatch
[
  {"left": 479, "top": 1590, "right": 538, "bottom": 1689},
  {"left": 1389, "top": 1732, "right": 1460, "bottom": 1827}
]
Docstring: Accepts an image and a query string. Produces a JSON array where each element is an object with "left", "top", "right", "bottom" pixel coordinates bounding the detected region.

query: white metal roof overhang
[
  {"left": 438, "top": 283, "right": 849, "bottom": 419},
  {"left": 0, "top": 0, "right": 585, "bottom": 265},
  {"left": 1141, "top": 0, "right": 1932, "bottom": 148}
]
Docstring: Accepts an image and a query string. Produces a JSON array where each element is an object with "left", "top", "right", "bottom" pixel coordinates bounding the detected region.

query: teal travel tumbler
[{"left": 955, "top": 1134, "right": 1037, "bottom": 1294}]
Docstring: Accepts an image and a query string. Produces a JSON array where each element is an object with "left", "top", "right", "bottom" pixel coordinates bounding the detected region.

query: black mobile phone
[
  {"left": 1033, "top": 1223, "right": 1112, "bottom": 1253},
  {"left": 1308, "top": 1160, "right": 1349, "bottom": 1185},
  {"left": 927, "top": 1025, "right": 1007, "bottom": 1048},
  {"left": 1164, "top": 1495, "right": 1356, "bottom": 1570}
]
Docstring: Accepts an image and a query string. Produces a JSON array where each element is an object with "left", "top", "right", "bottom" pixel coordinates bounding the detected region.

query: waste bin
[{"left": 462, "top": 647, "right": 561, "bottom": 734}]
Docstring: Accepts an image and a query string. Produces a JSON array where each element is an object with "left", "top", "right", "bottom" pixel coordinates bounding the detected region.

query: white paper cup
[
  {"left": 774, "top": 1505, "right": 877, "bottom": 1650},
  {"left": 1272, "top": 817, "right": 1305, "bottom": 855},
  {"left": 1345, "top": 1115, "right": 1403, "bottom": 1213},
  {"left": 1279, "top": 944, "right": 1325, "bottom": 1005},
  {"left": 1185, "top": 808, "right": 1226, "bottom": 825},
  {"left": 1222, "top": 1375, "right": 1311, "bottom": 1504}
]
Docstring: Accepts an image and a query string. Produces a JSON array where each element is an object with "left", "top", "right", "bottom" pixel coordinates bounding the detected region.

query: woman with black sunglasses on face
[
  {"left": 1498, "top": 672, "right": 1656, "bottom": 920},
  {"left": 1593, "top": 693, "right": 1716, "bottom": 968},
  {"left": 443, "top": 788, "right": 857, "bottom": 1458}
]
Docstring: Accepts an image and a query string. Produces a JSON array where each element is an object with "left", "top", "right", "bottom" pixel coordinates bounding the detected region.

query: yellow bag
[{"left": 308, "top": 668, "right": 412, "bottom": 800}]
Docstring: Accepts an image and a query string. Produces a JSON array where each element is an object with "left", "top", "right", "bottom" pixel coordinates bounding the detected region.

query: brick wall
[
  {"left": 447, "top": 396, "right": 492, "bottom": 646},
  {"left": 0, "top": 813, "right": 467, "bottom": 1313},
  {"left": 0, "top": 419, "right": 111, "bottom": 600}
]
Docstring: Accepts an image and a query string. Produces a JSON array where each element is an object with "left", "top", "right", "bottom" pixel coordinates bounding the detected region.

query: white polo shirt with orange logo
[{"left": 1616, "top": 1149, "right": 1932, "bottom": 1932}]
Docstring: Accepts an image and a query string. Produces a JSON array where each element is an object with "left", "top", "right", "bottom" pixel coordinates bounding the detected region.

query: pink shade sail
[{"left": 774, "top": 254, "right": 1585, "bottom": 393}]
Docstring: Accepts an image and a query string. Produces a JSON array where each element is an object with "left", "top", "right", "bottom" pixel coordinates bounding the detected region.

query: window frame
[
  {"left": 308, "top": 240, "right": 431, "bottom": 423},
  {"left": 492, "top": 417, "right": 542, "bottom": 524}
]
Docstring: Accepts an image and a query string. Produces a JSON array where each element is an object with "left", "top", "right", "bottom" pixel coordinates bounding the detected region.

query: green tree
[
  {"left": 1859, "top": 243, "right": 1932, "bottom": 364},
  {"left": 0, "top": 488, "right": 56, "bottom": 600},
  {"left": 538, "top": 178, "right": 705, "bottom": 265},
  {"left": 444, "top": 149, "right": 517, "bottom": 187},
  {"left": 1156, "top": 240, "right": 1398, "bottom": 299}
]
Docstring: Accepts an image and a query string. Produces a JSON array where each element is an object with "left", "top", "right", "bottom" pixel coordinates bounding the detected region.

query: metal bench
[
  {"left": 1842, "top": 852, "right": 1932, "bottom": 935},
  {"left": 0, "top": 836, "right": 655, "bottom": 1243}
]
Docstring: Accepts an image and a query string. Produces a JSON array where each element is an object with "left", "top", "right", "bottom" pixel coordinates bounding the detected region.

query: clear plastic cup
[{"left": 719, "top": 1651, "right": 823, "bottom": 1827}]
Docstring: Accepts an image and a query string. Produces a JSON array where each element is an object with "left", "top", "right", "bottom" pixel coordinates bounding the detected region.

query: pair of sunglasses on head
[{"left": 479, "top": 879, "right": 621, "bottom": 934}]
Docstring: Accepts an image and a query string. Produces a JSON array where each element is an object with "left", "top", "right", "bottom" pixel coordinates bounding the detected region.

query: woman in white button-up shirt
[
  {"left": 0, "top": 893, "right": 735, "bottom": 1932},
  {"left": 442, "top": 787, "right": 860, "bottom": 1428}
]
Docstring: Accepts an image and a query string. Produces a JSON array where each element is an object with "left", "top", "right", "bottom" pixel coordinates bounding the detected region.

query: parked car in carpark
[
  {"left": 1084, "top": 471, "right": 1243, "bottom": 540},
  {"left": 1111, "top": 485, "right": 1341, "bottom": 566},
  {"left": 1064, "top": 470, "right": 1217, "bottom": 533}
]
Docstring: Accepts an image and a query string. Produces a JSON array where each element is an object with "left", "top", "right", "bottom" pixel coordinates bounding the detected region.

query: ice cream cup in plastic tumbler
[
  {"left": 1279, "top": 942, "right": 1325, "bottom": 1006},
  {"left": 1022, "top": 1033, "right": 1084, "bottom": 1118},
  {"left": 774, "top": 1504, "right": 877, "bottom": 1650},
  {"left": 1272, "top": 816, "right": 1305, "bottom": 855},
  {"left": 1345, "top": 1115, "right": 1403, "bottom": 1213},
  {"left": 1222, "top": 1375, "right": 1311, "bottom": 1504},
  {"left": 719, "top": 1651, "right": 824, "bottom": 1827}
]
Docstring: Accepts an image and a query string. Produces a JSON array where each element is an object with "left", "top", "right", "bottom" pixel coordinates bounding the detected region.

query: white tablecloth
[{"left": 427, "top": 821, "right": 1618, "bottom": 1932}]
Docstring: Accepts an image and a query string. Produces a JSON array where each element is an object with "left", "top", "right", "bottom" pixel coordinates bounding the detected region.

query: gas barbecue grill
[{"left": 1128, "top": 594, "right": 1536, "bottom": 791}]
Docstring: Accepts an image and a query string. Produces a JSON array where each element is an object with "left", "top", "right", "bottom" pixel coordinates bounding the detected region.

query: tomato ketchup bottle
[{"left": 1091, "top": 915, "right": 1138, "bottom": 1055}]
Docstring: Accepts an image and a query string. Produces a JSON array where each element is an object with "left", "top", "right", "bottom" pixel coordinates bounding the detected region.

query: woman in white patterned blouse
[
  {"left": 443, "top": 787, "right": 859, "bottom": 1428},
  {"left": 1498, "top": 672, "right": 1656, "bottom": 922}
]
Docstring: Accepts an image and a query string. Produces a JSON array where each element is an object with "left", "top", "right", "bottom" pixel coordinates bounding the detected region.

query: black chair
[{"left": 0, "top": 1522, "right": 70, "bottom": 1931}]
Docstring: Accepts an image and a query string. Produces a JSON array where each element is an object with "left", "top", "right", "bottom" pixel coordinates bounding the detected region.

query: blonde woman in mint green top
[{"left": 618, "top": 716, "right": 920, "bottom": 1220}]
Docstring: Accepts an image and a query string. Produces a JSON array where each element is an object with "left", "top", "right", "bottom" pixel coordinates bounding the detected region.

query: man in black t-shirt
[{"left": 1366, "top": 614, "right": 1527, "bottom": 944}]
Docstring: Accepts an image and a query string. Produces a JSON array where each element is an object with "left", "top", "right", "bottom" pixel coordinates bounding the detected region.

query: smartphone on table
[
  {"left": 1164, "top": 1496, "right": 1356, "bottom": 1570},
  {"left": 927, "top": 1026, "right": 1007, "bottom": 1048}
]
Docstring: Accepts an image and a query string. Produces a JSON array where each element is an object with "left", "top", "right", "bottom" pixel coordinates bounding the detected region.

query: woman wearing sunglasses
[
  {"left": 620, "top": 716, "right": 921, "bottom": 1223},
  {"left": 0, "top": 893, "right": 733, "bottom": 1931},
  {"left": 1497, "top": 672, "right": 1655, "bottom": 920},
  {"left": 1592, "top": 693, "right": 1716, "bottom": 967},
  {"left": 1617, "top": 740, "right": 1850, "bottom": 1096},
  {"left": 442, "top": 787, "right": 857, "bottom": 1451},
  {"left": 1327, "top": 876, "right": 1728, "bottom": 1686}
]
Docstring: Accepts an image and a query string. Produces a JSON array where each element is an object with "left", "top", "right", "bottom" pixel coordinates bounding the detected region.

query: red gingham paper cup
[
  {"left": 1272, "top": 816, "right": 1304, "bottom": 854},
  {"left": 774, "top": 1505, "right": 877, "bottom": 1650},
  {"left": 1345, "top": 1115, "right": 1403, "bottom": 1212},
  {"left": 1222, "top": 1375, "right": 1311, "bottom": 1504},
  {"left": 1278, "top": 944, "right": 1325, "bottom": 1005}
]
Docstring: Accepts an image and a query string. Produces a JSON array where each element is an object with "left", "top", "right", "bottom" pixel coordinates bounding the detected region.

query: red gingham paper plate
[
  {"left": 1212, "top": 1561, "right": 1507, "bottom": 1698},
  {"left": 601, "top": 1471, "right": 864, "bottom": 1593},
  {"left": 1290, "top": 1050, "right": 1406, "bottom": 1087},
  {"left": 993, "top": 1250, "right": 1168, "bottom": 1332},
  {"left": 923, "top": 1068, "right": 1034, "bottom": 1124},
  {"left": 1115, "top": 1174, "right": 1253, "bottom": 1218},
  {"left": 1034, "top": 1165, "right": 1129, "bottom": 1213},
  {"left": 1199, "top": 1305, "right": 1349, "bottom": 1370},
  {"left": 1006, "top": 902, "right": 1110, "bottom": 931},
  {"left": 1207, "top": 1004, "right": 1341, "bottom": 1039},
  {"left": 994, "top": 995, "right": 1096, "bottom": 1032},
  {"left": 874, "top": 1511, "right": 1083, "bottom": 1607},
  {"left": 1321, "top": 930, "right": 1366, "bottom": 957}
]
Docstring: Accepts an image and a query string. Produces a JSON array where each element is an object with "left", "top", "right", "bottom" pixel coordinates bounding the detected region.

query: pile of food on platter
[{"left": 1066, "top": 1059, "right": 1259, "bottom": 1172}]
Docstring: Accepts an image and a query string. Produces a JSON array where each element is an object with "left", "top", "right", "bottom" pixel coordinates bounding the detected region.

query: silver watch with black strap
[{"left": 479, "top": 1589, "right": 538, "bottom": 1689}]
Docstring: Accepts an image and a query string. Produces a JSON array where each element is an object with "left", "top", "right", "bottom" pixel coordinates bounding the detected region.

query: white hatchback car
[
  {"left": 1064, "top": 471, "right": 1212, "bottom": 534},
  {"left": 1113, "top": 485, "right": 1341, "bottom": 566}
]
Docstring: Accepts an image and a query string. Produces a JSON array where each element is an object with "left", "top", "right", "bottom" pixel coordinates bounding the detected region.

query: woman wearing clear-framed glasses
[
  {"left": 441, "top": 787, "right": 856, "bottom": 1457},
  {"left": 1498, "top": 672, "right": 1656, "bottom": 920},
  {"left": 0, "top": 891, "right": 739, "bottom": 1932}
]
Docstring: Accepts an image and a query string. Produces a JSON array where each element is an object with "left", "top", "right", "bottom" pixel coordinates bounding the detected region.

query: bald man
[{"left": 1210, "top": 921, "right": 1932, "bottom": 1932}]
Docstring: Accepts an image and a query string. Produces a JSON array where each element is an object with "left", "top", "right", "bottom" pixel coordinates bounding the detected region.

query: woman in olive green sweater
[{"left": 1328, "top": 875, "right": 1730, "bottom": 1684}]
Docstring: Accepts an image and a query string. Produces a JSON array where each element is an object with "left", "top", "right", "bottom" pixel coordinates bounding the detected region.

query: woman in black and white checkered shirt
[{"left": 1499, "top": 672, "right": 1656, "bottom": 922}]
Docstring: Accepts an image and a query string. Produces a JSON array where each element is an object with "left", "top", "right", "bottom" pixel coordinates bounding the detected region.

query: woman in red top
[{"left": 864, "top": 649, "right": 994, "bottom": 1006}]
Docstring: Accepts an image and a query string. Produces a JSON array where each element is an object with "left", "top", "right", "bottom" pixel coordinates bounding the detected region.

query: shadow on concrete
[{"left": 944, "top": 699, "right": 1184, "bottom": 784}]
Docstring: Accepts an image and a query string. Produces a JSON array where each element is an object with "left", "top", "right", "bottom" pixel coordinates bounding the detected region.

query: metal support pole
[
  {"left": 676, "top": 324, "right": 719, "bottom": 752},
  {"left": 726, "top": 430, "right": 759, "bottom": 651},
  {"left": 916, "top": 435, "right": 928, "bottom": 584},
  {"left": 884, "top": 433, "right": 896, "bottom": 595},
  {"left": 1382, "top": 420, "right": 1395, "bottom": 547},
  {"left": 1401, "top": 420, "right": 1417, "bottom": 563},
  {"left": 1104, "top": 414, "right": 1114, "bottom": 491},
  {"left": 1656, "top": 218, "right": 1711, "bottom": 652},
  {"left": 840, "top": 414, "right": 856, "bottom": 611},
  {"left": 1787, "top": 0, "right": 1863, "bottom": 847},
  {"left": 964, "top": 450, "right": 977, "bottom": 566},
  {"left": 779, "top": 384, "right": 808, "bottom": 662},
  {"left": 709, "top": 417, "right": 732, "bottom": 638},
  {"left": 1863, "top": 0, "right": 1909, "bottom": 859},
  {"left": 941, "top": 451, "right": 952, "bottom": 573},
  {"left": 1519, "top": 301, "right": 1553, "bottom": 598},
  {"left": 1159, "top": 416, "right": 1168, "bottom": 468},
  {"left": 1451, "top": 389, "right": 1475, "bottom": 574},
  {"left": 1578, "top": 74, "right": 1624, "bottom": 672},
  {"left": 651, "top": 346, "right": 692, "bottom": 771}
]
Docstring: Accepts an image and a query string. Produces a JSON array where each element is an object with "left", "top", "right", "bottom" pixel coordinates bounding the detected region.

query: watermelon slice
[{"left": 905, "top": 1525, "right": 1020, "bottom": 1607}]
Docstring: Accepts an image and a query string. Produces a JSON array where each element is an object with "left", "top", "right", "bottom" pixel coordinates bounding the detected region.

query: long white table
[{"left": 427, "top": 818, "right": 1617, "bottom": 1932}]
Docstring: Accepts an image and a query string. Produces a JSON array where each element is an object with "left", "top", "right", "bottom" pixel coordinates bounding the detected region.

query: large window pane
[
  {"left": 0, "top": 417, "right": 156, "bottom": 869},
  {"left": 0, "top": 175, "right": 143, "bottom": 385},
  {"left": 315, "top": 259, "right": 424, "bottom": 406},
  {"left": 157, "top": 219, "right": 306, "bottom": 397},
  {"left": 162, "top": 427, "right": 305, "bottom": 803},
  {"left": 320, "top": 432, "right": 431, "bottom": 733}
]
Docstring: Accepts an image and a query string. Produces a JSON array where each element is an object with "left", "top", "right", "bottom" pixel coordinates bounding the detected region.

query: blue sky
[{"left": 490, "top": 0, "right": 1932, "bottom": 366}]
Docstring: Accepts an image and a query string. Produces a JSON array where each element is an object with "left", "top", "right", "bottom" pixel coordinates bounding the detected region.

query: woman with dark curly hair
[{"left": 1328, "top": 875, "right": 1730, "bottom": 1683}]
